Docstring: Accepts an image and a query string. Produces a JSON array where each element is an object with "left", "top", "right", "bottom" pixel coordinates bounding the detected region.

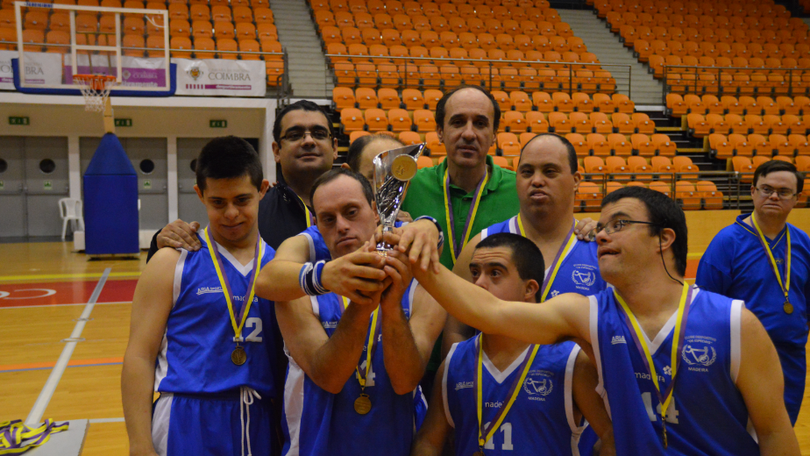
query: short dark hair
[
  {"left": 475, "top": 232, "right": 546, "bottom": 302},
  {"left": 273, "top": 100, "right": 335, "bottom": 143},
  {"left": 753, "top": 160, "right": 804, "bottom": 195},
  {"left": 310, "top": 167, "right": 374, "bottom": 212},
  {"left": 519, "top": 133, "right": 578, "bottom": 174},
  {"left": 435, "top": 85, "right": 501, "bottom": 132},
  {"left": 196, "top": 136, "right": 263, "bottom": 192},
  {"left": 346, "top": 134, "right": 404, "bottom": 173},
  {"left": 601, "top": 186, "right": 688, "bottom": 277}
]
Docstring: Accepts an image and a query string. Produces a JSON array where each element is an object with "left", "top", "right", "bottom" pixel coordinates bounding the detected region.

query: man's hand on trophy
[
  {"left": 395, "top": 210, "right": 413, "bottom": 223},
  {"left": 375, "top": 218, "right": 442, "bottom": 274},
  {"left": 322, "top": 242, "right": 388, "bottom": 306},
  {"left": 379, "top": 249, "right": 414, "bottom": 310}
]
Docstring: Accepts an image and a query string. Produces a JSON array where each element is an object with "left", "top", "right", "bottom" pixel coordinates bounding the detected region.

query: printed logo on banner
[
  {"left": 0, "top": 51, "right": 62, "bottom": 90},
  {"left": 173, "top": 58, "right": 266, "bottom": 97}
]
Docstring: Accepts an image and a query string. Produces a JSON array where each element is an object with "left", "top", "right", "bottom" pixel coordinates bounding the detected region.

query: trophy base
[{"left": 376, "top": 241, "right": 393, "bottom": 256}]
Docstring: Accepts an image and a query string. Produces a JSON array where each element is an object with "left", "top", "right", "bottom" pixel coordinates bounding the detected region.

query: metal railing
[
  {"left": 576, "top": 170, "right": 755, "bottom": 209},
  {"left": 325, "top": 53, "right": 633, "bottom": 97},
  {"left": 662, "top": 64, "right": 810, "bottom": 101}
]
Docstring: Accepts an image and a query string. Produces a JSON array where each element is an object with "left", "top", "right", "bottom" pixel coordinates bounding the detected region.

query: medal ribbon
[
  {"left": 295, "top": 194, "right": 314, "bottom": 228},
  {"left": 614, "top": 283, "right": 693, "bottom": 446},
  {"left": 518, "top": 215, "right": 577, "bottom": 302},
  {"left": 750, "top": 214, "right": 791, "bottom": 306},
  {"left": 443, "top": 167, "right": 489, "bottom": 264},
  {"left": 474, "top": 334, "right": 539, "bottom": 451},
  {"left": 342, "top": 297, "right": 380, "bottom": 389},
  {"left": 204, "top": 227, "right": 263, "bottom": 341}
]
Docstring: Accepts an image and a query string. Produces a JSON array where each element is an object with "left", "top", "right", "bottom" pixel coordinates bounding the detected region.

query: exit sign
[
  {"left": 9, "top": 116, "right": 29, "bottom": 125},
  {"left": 210, "top": 120, "right": 228, "bottom": 128},
  {"left": 115, "top": 118, "right": 132, "bottom": 127}
]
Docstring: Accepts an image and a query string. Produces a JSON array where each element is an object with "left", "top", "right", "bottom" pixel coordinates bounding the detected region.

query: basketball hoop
[{"left": 73, "top": 74, "right": 117, "bottom": 113}]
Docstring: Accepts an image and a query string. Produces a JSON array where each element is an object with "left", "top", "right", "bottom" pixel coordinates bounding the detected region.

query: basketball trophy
[{"left": 372, "top": 143, "right": 425, "bottom": 253}]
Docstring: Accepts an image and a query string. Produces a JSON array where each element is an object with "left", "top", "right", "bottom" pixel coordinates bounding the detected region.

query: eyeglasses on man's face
[
  {"left": 279, "top": 127, "right": 331, "bottom": 142},
  {"left": 754, "top": 186, "right": 797, "bottom": 199},
  {"left": 595, "top": 219, "right": 659, "bottom": 235}
]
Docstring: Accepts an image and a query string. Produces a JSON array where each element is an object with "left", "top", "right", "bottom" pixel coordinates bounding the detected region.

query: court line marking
[
  {"left": 25, "top": 268, "right": 111, "bottom": 427},
  {"left": 0, "top": 357, "right": 124, "bottom": 373},
  {"left": 0, "top": 271, "right": 140, "bottom": 282},
  {"left": 0, "top": 300, "right": 132, "bottom": 310},
  {"left": 88, "top": 418, "right": 125, "bottom": 423}
]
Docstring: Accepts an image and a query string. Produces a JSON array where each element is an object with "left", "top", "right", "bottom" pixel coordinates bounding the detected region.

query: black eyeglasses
[
  {"left": 595, "top": 219, "right": 660, "bottom": 235},
  {"left": 754, "top": 186, "right": 797, "bottom": 199},
  {"left": 279, "top": 128, "right": 331, "bottom": 142}
]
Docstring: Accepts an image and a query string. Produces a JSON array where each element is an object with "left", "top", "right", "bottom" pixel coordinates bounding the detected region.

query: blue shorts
[{"left": 152, "top": 390, "right": 276, "bottom": 456}]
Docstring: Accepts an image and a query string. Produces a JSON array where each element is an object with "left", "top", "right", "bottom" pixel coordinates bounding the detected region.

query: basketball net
[{"left": 73, "top": 74, "right": 117, "bottom": 133}]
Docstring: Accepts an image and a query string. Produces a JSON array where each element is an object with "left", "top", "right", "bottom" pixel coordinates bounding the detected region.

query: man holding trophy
[{"left": 265, "top": 145, "right": 446, "bottom": 456}]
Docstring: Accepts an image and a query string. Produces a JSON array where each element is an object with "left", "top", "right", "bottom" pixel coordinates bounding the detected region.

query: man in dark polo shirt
[{"left": 146, "top": 100, "right": 337, "bottom": 259}]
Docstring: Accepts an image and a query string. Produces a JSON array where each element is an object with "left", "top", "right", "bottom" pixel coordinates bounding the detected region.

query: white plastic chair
[{"left": 59, "top": 198, "right": 85, "bottom": 241}]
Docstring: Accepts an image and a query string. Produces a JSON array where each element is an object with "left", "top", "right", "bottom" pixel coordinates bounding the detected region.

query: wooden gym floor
[{"left": 1, "top": 209, "right": 810, "bottom": 455}]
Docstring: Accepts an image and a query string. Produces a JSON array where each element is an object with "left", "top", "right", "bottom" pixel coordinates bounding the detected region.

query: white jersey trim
[
  {"left": 588, "top": 295, "right": 610, "bottom": 419},
  {"left": 565, "top": 344, "right": 583, "bottom": 456},
  {"left": 299, "top": 232, "right": 317, "bottom": 263},
  {"left": 730, "top": 299, "right": 744, "bottom": 384},
  {"left": 204, "top": 228, "right": 257, "bottom": 276},
  {"left": 155, "top": 249, "right": 188, "bottom": 391},
  {"left": 443, "top": 343, "right": 459, "bottom": 429},
  {"left": 482, "top": 343, "right": 531, "bottom": 384},
  {"left": 151, "top": 393, "right": 173, "bottom": 456},
  {"left": 283, "top": 348, "right": 306, "bottom": 456}
]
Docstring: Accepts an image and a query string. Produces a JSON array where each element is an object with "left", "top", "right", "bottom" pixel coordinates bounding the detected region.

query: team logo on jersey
[
  {"left": 322, "top": 320, "right": 338, "bottom": 329},
  {"left": 611, "top": 335, "right": 627, "bottom": 345},
  {"left": 523, "top": 370, "right": 554, "bottom": 399},
  {"left": 196, "top": 286, "right": 223, "bottom": 295},
  {"left": 572, "top": 264, "right": 598, "bottom": 288},
  {"left": 682, "top": 335, "right": 717, "bottom": 372},
  {"left": 455, "top": 381, "right": 474, "bottom": 391}
]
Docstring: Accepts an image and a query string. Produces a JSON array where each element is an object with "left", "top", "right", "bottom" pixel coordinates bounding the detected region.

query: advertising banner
[
  {"left": 63, "top": 55, "right": 168, "bottom": 88},
  {"left": 173, "top": 58, "right": 266, "bottom": 97},
  {"left": 0, "top": 51, "right": 62, "bottom": 90}
]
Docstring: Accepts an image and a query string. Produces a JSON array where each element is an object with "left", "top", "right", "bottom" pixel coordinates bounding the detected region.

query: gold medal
[
  {"left": 231, "top": 346, "right": 247, "bottom": 366},
  {"left": 354, "top": 393, "right": 372, "bottom": 415},
  {"left": 391, "top": 154, "right": 417, "bottom": 181},
  {"left": 784, "top": 301, "right": 794, "bottom": 314}
]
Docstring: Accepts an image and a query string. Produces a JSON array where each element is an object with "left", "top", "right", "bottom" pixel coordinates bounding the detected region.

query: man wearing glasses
[
  {"left": 696, "top": 160, "right": 810, "bottom": 425},
  {"left": 404, "top": 186, "right": 799, "bottom": 454},
  {"left": 147, "top": 100, "right": 338, "bottom": 257}
]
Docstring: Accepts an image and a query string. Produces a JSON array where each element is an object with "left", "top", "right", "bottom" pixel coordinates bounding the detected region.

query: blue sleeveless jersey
[
  {"left": 590, "top": 287, "right": 759, "bottom": 455},
  {"left": 155, "top": 234, "right": 280, "bottom": 398},
  {"left": 299, "top": 221, "right": 407, "bottom": 262},
  {"left": 481, "top": 215, "right": 606, "bottom": 298},
  {"left": 281, "top": 281, "right": 420, "bottom": 456},
  {"left": 444, "top": 338, "right": 584, "bottom": 455},
  {"left": 696, "top": 215, "right": 810, "bottom": 423}
]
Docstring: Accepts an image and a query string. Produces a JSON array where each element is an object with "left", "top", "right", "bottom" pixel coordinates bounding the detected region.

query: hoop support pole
[{"left": 103, "top": 96, "right": 115, "bottom": 134}]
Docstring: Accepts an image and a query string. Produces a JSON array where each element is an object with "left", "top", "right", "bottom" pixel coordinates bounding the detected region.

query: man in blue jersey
[
  {"left": 407, "top": 186, "right": 799, "bottom": 455},
  {"left": 412, "top": 233, "right": 614, "bottom": 456},
  {"left": 443, "top": 133, "right": 604, "bottom": 354},
  {"left": 696, "top": 160, "right": 810, "bottom": 425},
  {"left": 273, "top": 168, "right": 446, "bottom": 456},
  {"left": 122, "top": 136, "right": 281, "bottom": 456}
]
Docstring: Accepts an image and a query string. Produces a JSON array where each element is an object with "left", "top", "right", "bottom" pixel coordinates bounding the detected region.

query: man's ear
[
  {"left": 259, "top": 179, "right": 270, "bottom": 197},
  {"left": 371, "top": 201, "right": 380, "bottom": 225},
  {"left": 340, "top": 163, "right": 351, "bottom": 171},
  {"left": 524, "top": 279, "right": 540, "bottom": 303},
  {"left": 194, "top": 184, "right": 204, "bottom": 202},
  {"left": 272, "top": 142, "right": 282, "bottom": 163},
  {"left": 657, "top": 227, "right": 677, "bottom": 254}
]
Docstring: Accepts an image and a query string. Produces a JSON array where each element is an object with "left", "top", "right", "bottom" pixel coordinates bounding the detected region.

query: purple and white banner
[
  {"left": 63, "top": 55, "right": 169, "bottom": 88},
  {"left": 173, "top": 58, "right": 266, "bottom": 97},
  {"left": 0, "top": 50, "right": 62, "bottom": 90}
]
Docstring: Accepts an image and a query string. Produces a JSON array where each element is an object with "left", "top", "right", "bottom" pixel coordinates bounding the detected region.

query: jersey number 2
[{"left": 244, "top": 317, "right": 263, "bottom": 342}]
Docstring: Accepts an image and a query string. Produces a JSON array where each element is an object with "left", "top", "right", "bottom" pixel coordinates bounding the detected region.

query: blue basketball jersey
[
  {"left": 696, "top": 215, "right": 810, "bottom": 423},
  {"left": 154, "top": 233, "right": 280, "bottom": 398},
  {"left": 281, "top": 281, "right": 420, "bottom": 456},
  {"left": 444, "top": 337, "right": 584, "bottom": 455},
  {"left": 481, "top": 215, "right": 606, "bottom": 298},
  {"left": 299, "top": 221, "right": 408, "bottom": 262},
  {"left": 590, "top": 287, "right": 759, "bottom": 455}
]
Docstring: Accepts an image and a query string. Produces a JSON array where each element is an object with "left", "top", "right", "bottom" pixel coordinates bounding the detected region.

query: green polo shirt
[{"left": 402, "top": 155, "right": 519, "bottom": 270}]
